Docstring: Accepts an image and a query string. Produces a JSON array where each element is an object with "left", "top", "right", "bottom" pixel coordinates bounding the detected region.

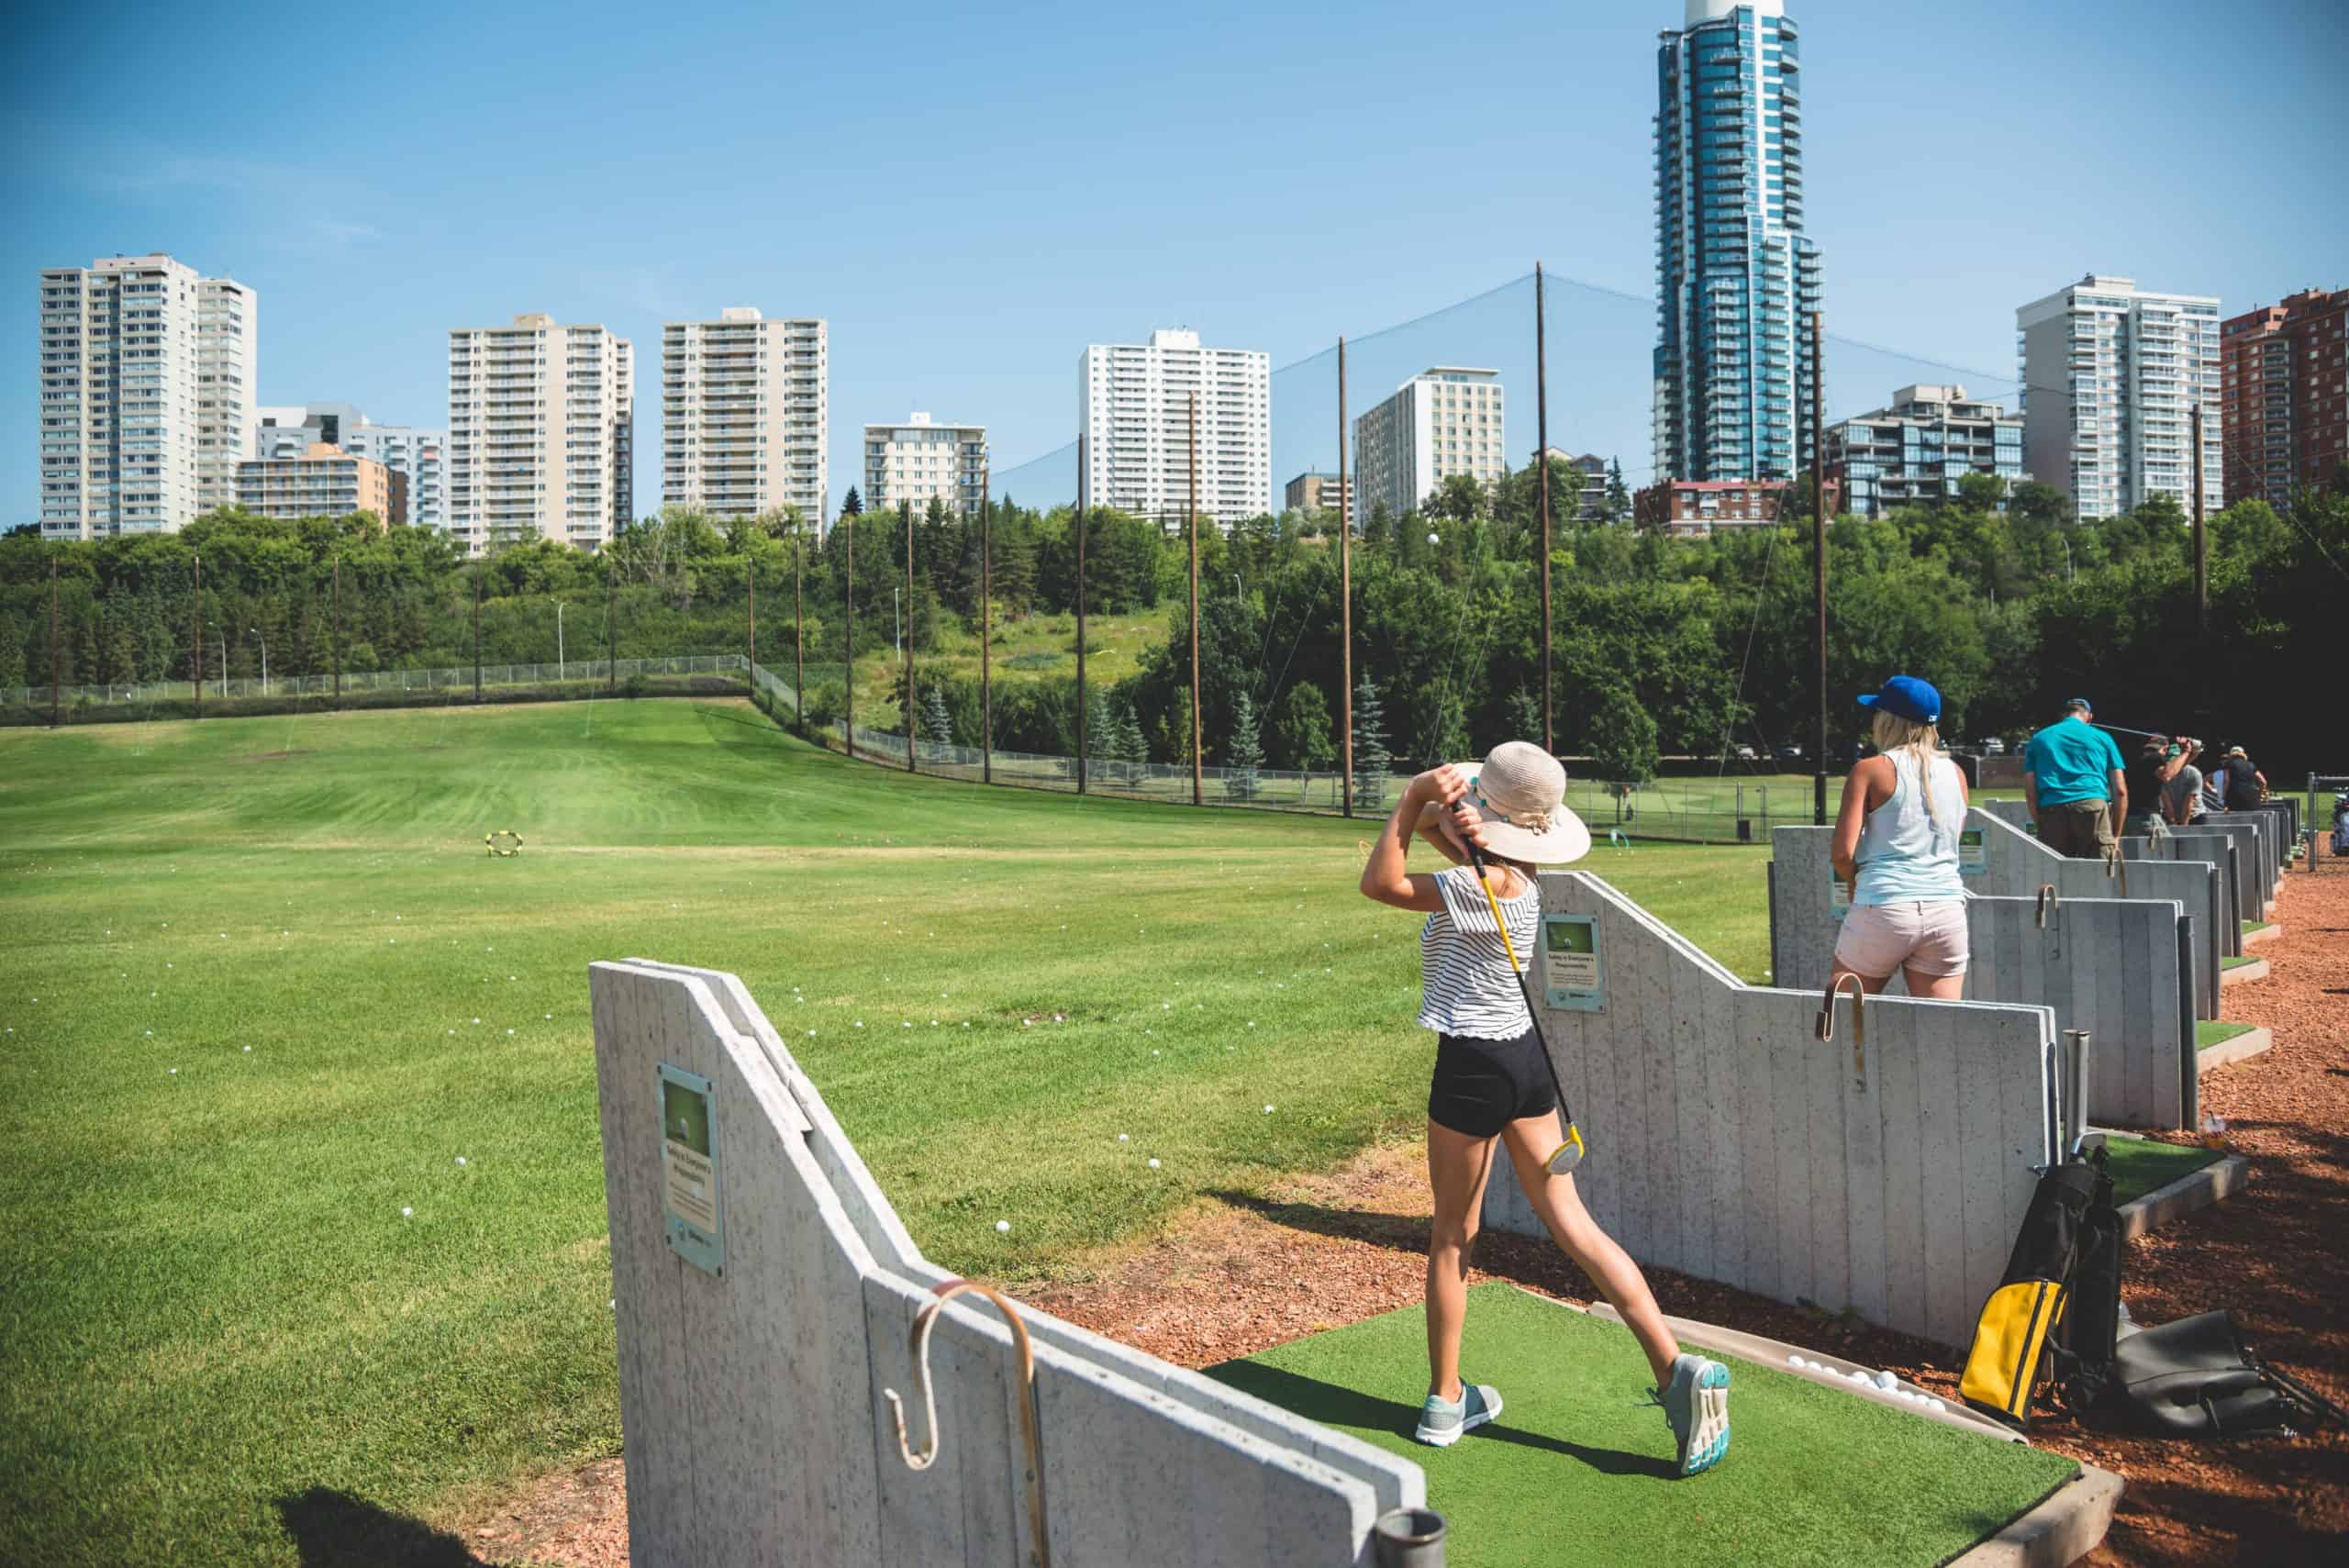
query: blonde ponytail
[{"left": 1871, "top": 710, "right": 1946, "bottom": 824}]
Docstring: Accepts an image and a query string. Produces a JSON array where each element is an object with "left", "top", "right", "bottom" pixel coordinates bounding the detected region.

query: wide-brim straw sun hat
[{"left": 1415, "top": 740, "right": 1593, "bottom": 864}]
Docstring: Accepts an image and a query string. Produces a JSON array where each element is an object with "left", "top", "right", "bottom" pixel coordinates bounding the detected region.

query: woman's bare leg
[
  {"left": 1828, "top": 959, "right": 1892, "bottom": 995},
  {"left": 1425, "top": 1118, "right": 1498, "bottom": 1400},
  {"left": 1499, "top": 1111, "right": 1681, "bottom": 1385},
  {"left": 1902, "top": 965, "right": 1965, "bottom": 1000}
]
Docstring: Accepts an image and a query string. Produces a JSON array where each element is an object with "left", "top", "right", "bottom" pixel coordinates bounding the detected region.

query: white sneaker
[{"left": 1414, "top": 1382, "right": 1502, "bottom": 1447}]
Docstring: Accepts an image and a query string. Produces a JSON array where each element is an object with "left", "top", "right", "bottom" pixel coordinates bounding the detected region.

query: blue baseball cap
[{"left": 1856, "top": 675, "right": 1941, "bottom": 726}]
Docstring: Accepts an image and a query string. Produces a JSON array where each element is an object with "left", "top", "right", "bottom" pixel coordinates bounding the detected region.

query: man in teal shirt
[{"left": 2022, "top": 697, "right": 2127, "bottom": 859}]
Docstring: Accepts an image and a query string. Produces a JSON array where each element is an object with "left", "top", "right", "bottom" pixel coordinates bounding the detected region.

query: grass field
[
  {"left": 1208, "top": 1283, "right": 2078, "bottom": 1567},
  {"left": 0, "top": 696, "right": 1773, "bottom": 1566},
  {"left": 846, "top": 605, "right": 1173, "bottom": 724}
]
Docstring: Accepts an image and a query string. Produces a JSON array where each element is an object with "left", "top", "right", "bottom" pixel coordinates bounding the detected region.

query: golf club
[{"left": 1453, "top": 801, "right": 1585, "bottom": 1175}]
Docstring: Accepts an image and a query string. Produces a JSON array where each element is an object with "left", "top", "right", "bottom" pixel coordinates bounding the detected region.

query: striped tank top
[{"left": 1419, "top": 864, "right": 1539, "bottom": 1040}]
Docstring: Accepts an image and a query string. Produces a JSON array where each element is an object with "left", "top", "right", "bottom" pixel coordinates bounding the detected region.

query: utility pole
[
  {"left": 1189, "top": 392, "right": 1203, "bottom": 806},
  {"left": 1075, "top": 432, "right": 1087, "bottom": 795},
  {"left": 793, "top": 515, "right": 806, "bottom": 735},
  {"left": 843, "top": 512, "right": 854, "bottom": 752},
  {"left": 473, "top": 568, "right": 483, "bottom": 702},
  {"left": 330, "top": 556, "right": 341, "bottom": 709},
  {"left": 904, "top": 501, "right": 917, "bottom": 772},
  {"left": 49, "top": 555, "right": 61, "bottom": 729},
  {"left": 193, "top": 551, "right": 203, "bottom": 717},
  {"left": 748, "top": 560, "right": 757, "bottom": 680},
  {"left": 981, "top": 465, "right": 993, "bottom": 784},
  {"left": 1810, "top": 310, "right": 1828, "bottom": 827},
  {"left": 2191, "top": 403, "right": 2209, "bottom": 634},
  {"left": 1536, "top": 261, "right": 1554, "bottom": 755},
  {"left": 1339, "top": 336, "right": 1353, "bottom": 817},
  {"left": 607, "top": 562, "right": 618, "bottom": 695}
]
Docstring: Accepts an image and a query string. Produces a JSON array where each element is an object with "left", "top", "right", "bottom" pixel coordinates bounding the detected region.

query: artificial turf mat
[
  {"left": 2102, "top": 1134, "right": 2224, "bottom": 1206},
  {"left": 1205, "top": 1284, "right": 2079, "bottom": 1567},
  {"left": 2196, "top": 1019, "right": 2254, "bottom": 1050}
]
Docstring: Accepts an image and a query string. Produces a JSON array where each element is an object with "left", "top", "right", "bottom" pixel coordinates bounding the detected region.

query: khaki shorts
[
  {"left": 1834, "top": 899, "right": 1970, "bottom": 981},
  {"left": 2038, "top": 800, "right": 2115, "bottom": 860}
]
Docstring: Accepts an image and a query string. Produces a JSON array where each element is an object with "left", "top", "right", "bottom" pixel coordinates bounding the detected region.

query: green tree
[
  {"left": 1352, "top": 672, "right": 1392, "bottom": 809},
  {"left": 1270, "top": 682, "right": 1335, "bottom": 772},
  {"left": 1585, "top": 681, "right": 1659, "bottom": 821},
  {"left": 1603, "top": 458, "right": 1631, "bottom": 523},
  {"left": 920, "top": 684, "right": 954, "bottom": 749},
  {"left": 840, "top": 486, "right": 863, "bottom": 517},
  {"left": 1225, "top": 688, "right": 1264, "bottom": 800}
]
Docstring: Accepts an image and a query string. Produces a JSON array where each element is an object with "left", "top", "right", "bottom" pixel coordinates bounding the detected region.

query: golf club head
[{"left": 1544, "top": 1123, "right": 1586, "bottom": 1175}]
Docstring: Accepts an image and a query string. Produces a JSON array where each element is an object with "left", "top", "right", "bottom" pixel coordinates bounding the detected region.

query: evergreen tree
[
  {"left": 1603, "top": 458, "right": 1631, "bottom": 522},
  {"left": 840, "top": 485, "right": 863, "bottom": 517},
  {"left": 920, "top": 684, "right": 954, "bottom": 749},
  {"left": 1352, "top": 672, "right": 1392, "bottom": 810},
  {"left": 1111, "top": 697, "right": 1149, "bottom": 783},
  {"left": 1224, "top": 687, "right": 1264, "bottom": 801}
]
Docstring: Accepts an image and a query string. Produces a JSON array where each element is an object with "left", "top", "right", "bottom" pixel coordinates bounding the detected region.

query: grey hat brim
[{"left": 1414, "top": 762, "right": 1593, "bottom": 865}]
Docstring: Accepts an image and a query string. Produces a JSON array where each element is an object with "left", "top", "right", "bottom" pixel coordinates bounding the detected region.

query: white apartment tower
[
  {"left": 39, "top": 252, "right": 257, "bottom": 538},
  {"left": 661, "top": 307, "right": 828, "bottom": 524},
  {"left": 256, "top": 403, "right": 446, "bottom": 529},
  {"left": 1080, "top": 328, "right": 1270, "bottom": 522},
  {"left": 447, "top": 314, "right": 634, "bottom": 554},
  {"left": 1353, "top": 368, "right": 1507, "bottom": 523},
  {"left": 864, "top": 413, "right": 986, "bottom": 517},
  {"left": 2017, "top": 274, "right": 2222, "bottom": 519}
]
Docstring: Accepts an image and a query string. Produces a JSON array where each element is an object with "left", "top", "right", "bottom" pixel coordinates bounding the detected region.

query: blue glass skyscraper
[{"left": 1653, "top": 1, "right": 1820, "bottom": 485}]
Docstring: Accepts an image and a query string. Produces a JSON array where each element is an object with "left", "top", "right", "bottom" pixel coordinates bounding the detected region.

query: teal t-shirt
[{"left": 2023, "top": 719, "right": 2123, "bottom": 806}]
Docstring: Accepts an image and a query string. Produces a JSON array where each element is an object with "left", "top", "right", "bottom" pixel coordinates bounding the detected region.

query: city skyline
[{"left": 6, "top": 0, "right": 2345, "bottom": 528}]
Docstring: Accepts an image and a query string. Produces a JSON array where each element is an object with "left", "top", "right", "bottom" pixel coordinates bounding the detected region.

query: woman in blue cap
[{"left": 1829, "top": 676, "right": 1971, "bottom": 998}]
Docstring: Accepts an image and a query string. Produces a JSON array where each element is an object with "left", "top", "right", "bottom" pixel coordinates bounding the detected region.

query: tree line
[{"left": 6, "top": 462, "right": 2343, "bottom": 782}]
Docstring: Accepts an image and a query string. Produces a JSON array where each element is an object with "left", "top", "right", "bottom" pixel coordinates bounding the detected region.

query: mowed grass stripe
[{"left": 0, "top": 698, "right": 1769, "bottom": 1566}]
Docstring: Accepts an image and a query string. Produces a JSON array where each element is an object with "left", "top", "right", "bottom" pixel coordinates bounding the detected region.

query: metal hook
[
  {"left": 883, "top": 1279, "right": 1052, "bottom": 1567},
  {"left": 2035, "top": 884, "right": 2058, "bottom": 928},
  {"left": 2106, "top": 851, "right": 2129, "bottom": 898},
  {"left": 1816, "top": 973, "right": 1867, "bottom": 1085}
]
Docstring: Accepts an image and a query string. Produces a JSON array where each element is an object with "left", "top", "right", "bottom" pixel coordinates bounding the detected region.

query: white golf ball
[
  {"left": 1147, "top": 1158, "right": 1161, "bottom": 1170},
  {"left": 401, "top": 1207, "right": 413, "bottom": 1218},
  {"left": 1427, "top": 532, "right": 1440, "bottom": 545},
  {"left": 1264, "top": 1105, "right": 1275, "bottom": 1114},
  {"left": 996, "top": 1220, "right": 1010, "bottom": 1233},
  {"left": 456, "top": 1157, "right": 467, "bottom": 1166},
  {"left": 1926, "top": 1397, "right": 1945, "bottom": 1413},
  {"left": 1118, "top": 1133, "right": 1130, "bottom": 1142},
  {"left": 1787, "top": 1354, "right": 1804, "bottom": 1367},
  {"left": 243, "top": 1046, "right": 251, "bottom": 1053},
  {"left": 1875, "top": 1370, "right": 1898, "bottom": 1392}
]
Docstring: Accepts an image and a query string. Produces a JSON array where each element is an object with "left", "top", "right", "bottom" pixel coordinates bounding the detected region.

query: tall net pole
[
  {"left": 473, "top": 567, "right": 483, "bottom": 703},
  {"left": 2192, "top": 403, "right": 2209, "bottom": 634},
  {"left": 1339, "top": 337, "right": 1353, "bottom": 817},
  {"left": 981, "top": 464, "right": 992, "bottom": 785},
  {"left": 1075, "top": 432, "right": 1088, "bottom": 795},
  {"left": 49, "top": 554, "right": 61, "bottom": 729},
  {"left": 193, "top": 550, "right": 203, "bottom": 717},
  {"left": 793, "top": 515, "right": 806, "bottom": 736},
  {"left": 1536, "top": 261, "right": 1553, "bottom": 755},
  {"left": 331, "top": 555, "right": 342, "bottom": 709},
  {"left": 1810, "top": 309, "right": 1828, "bottom": 827},
  {"left": 748, "top": 557, "right": 757, "bottom": 680},
  {"left": 607, "top": 562, "right": 618, "bottom": 695},
  {"left": 904, "top": 501, "right": 917, "bottom": 773},
  {"left": 1189, "top": 392, "right": 1203, "bottom": 807},
  {"left": 843, "top": 512, "right": 854, "bottom": 754}
]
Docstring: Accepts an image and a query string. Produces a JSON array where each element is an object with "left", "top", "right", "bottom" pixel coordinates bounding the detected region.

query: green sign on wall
[{"left": 659, "top": 1062, "right": 724, "bottom": 1277}]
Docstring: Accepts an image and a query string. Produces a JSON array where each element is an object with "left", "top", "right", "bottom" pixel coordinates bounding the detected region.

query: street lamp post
[
  {"left": 207, "top": 623, "right": 227, "bottom": 688},
  {"left": 250, "top": 628, "right": 267, "bottom": 694}
]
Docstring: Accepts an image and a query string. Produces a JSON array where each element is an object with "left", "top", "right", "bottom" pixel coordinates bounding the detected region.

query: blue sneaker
[
  {"left": 1655, "top": 1354, "right": 1731, "bottom": 1475},
  {"left": 1413, "top": 1382, "right": 1502, "bottom": 1447}
]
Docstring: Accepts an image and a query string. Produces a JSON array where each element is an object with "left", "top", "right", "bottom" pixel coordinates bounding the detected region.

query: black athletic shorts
[{"left": 1427, "top": 1025, "right": 1557, "bottom": 1139}]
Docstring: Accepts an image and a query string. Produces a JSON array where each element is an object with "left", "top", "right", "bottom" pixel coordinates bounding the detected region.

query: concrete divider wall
[
  {"left": 592, "top": 960, "right": 1421, "bottom": 1567},
  {"left": 1772, "top": 810, "right": 2221, "bottom": 1018},
  {"left": 1481, "top": 873, "right": 2059, "bottom": 1350},
  {"left": 2151, "top": 831, "right": 2253, "bottom": 935},
  {"left": 1986, "top": 795, "right": 2283, "bottom": 901}
]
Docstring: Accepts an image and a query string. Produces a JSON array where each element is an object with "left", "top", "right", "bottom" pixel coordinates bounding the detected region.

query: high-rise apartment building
[
  {"left": 863, "top": 413, "right": 985, "bottom": 517},
  {"left": 255, "top": 403, "right": 444, "bottom": 529},
  {"left": 2017, "top": 274, "right": 2221, "bottom": 519},
  {"left": 38, "top": 252, "right": 258, "bottom": 538},
  {"left": 660, "top": 307, "right": 826, "bottom": 525},
  {"left": 447, "top": 314, "right": 633, "bottom": 554},
  {"left": 1080, "top": 328, "right": 1270, "bottom": 523},
  {"left": 1354, "top": 368, "right": 1507, "bottom": 523},
  {"left": 236, "top": 442, "right": 401, "bottom": 525},
  {"left": 1283, "top": 471, "right": 1351, "bottom": 524},
  {"left": 1653, "top": 1, "right": 1820, "bottom": 485},
  {"left": 1826, "top": 384, "right": 2023, "bottom": 517},
  {"left": 2221, "top": 287, "right": 2348, "bottom": 508}
]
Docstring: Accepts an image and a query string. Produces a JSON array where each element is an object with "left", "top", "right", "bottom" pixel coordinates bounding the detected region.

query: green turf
[
  {"left": 2197, "top": 1019, "right": 2254, "bottom": 1049},
  {"left": 2101, "top": 1135, "right": 2224, "bottom": 1207},
  {"left": 2221, "top": 953, "right": 2260, "bottom": 970},
  {"left": 1205, "top": 1284, "right": 2078, "bottom": 1567},
  {"left": 0, "top": 698, "right": 1774, "bottom": 1565}
]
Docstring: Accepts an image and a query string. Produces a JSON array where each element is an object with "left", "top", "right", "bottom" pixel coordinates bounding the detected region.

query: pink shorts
[{"left": 1834, "top": 899, "right": 1969, "bottom": 980}]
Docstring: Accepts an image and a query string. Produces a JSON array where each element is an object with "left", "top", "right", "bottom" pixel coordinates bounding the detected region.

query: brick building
[
  {"left": 1634, "top": 475, "right": 1839, "bottom": 537},
  {"left": 2221, "top": 287, "right": 2348, "bottom": 509}
]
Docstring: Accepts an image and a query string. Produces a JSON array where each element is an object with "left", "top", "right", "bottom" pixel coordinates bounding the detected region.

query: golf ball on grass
[
  {"left": 401, "top": 1207, "right": 413, "bottom": 1218},
  {"left": 1147, "top": 1159, "right": 1161, "bottom": 1170},
  {"left": 996, "top": 1220, "right": 1010, "bottom": 1233}
]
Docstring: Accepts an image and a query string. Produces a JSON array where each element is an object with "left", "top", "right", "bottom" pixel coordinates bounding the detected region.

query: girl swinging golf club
[{"left": 1360, "top": 741, "right": 1731, "bottom": 1473}]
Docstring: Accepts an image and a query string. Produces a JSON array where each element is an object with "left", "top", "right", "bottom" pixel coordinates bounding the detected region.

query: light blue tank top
[{"left": 1854, "top": 751, "right": 1966, "bottom": 906}]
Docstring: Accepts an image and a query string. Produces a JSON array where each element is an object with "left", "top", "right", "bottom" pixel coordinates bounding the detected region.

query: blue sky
[{"left": 6, "top": 0, "right": 2344, "bottom": 520}]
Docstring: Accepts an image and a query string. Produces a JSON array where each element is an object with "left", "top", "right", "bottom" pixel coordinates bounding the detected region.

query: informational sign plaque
[
  {"left": 1831, "top": 872, "right": 1853, "bottom": 921},
  {"left": 1542, "top": 913, "right": 1605, "bottom": 1012},
  {"left": 658, "top": 1062, "right": 724, "bottom": 1276},
  {"left": 1959, "top": 828, "right": 1988, "bottom": 876}
]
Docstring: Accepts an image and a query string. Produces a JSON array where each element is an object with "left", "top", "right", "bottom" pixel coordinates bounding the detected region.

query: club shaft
[{"left": 1458, "top": 823, "right": 1575, "bottom": 1129}]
